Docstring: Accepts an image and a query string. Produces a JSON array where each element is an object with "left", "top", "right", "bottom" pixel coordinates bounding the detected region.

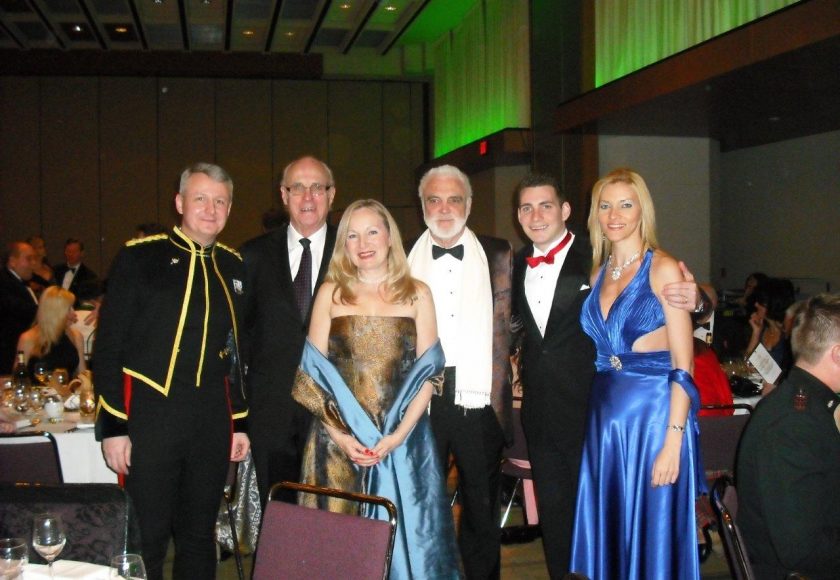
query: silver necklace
[
  {"left": 357, "top": 272, "right": 388, "bottom": 285},
  {"left": 607, "top": 251, "right": 641, "bottom": 281}
]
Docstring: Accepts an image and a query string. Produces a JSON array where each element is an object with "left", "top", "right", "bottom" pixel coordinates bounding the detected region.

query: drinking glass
[
  {"left": 33, "top": 362, "right": 50, "bottom": 386},
  {"left": 0, "top": 537, "right": 28, "bottom": 579},
  {"left": 109, "top": 553, "right": 147, "bottom": 579},
  {"left": 32, "top": 514, "right": 66, "bottom": 579},
  {"left": 28, "top": 386, "right": 44, "bottom": 413}
]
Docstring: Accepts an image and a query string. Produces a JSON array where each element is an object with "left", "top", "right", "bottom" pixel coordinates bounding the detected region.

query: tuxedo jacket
[
  {"left": 0, "top": 268, "right": 38, "bottom": 373},
  {"left": 54, "top": 262, "right": 101, "bottom": 306},
  {"left": 513, "top": 236, "right": 596, "bottom": 447},
  {"left": 408, "top": 234, "right": 514, "bottom": 442},
  {"left": 239, "top": 224, "right": 337, "bottom": 445}
]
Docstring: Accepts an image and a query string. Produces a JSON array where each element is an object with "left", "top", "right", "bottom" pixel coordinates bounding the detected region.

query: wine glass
[
  {"left": 0, "top": 537, "right": 28, "bottom": 579},
  {"left": 32, "top": 513, "right": 66, "bottom": 579},
  {"left": 33, "top": 361, "right": 50, "bottom": 386},
  {"left": 28, "top": 386, "right": 44, "bottom": 414},
  {"left": 110, "top": 553, "right": 147, "bottom": 579}
]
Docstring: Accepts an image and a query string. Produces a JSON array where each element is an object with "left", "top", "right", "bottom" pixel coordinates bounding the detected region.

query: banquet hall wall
[{"left": 0, "top": 76, "right": 427, "bottom": 274}]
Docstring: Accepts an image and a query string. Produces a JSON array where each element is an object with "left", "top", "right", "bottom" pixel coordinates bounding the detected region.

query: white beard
[{"left": 424, "top": 215, "right": 468, "bottom": 244}]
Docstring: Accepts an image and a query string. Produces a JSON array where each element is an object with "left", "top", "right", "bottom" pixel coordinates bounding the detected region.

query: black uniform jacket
[
  {"left": 95, "top": 227, "right": 247, "bottom": 439},
  {"left": 737, "top": 366, "right": 840, "bottom": 580}
]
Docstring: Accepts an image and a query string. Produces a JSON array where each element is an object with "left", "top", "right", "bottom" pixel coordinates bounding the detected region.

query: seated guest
[
  {"left": 134, "top": 223, "right": 166, "bottom": 239},
  {"left": 734, "top": 271, "right": 768, "bottom": 308},
  {"left": 1, "top": 241, "right": 38, "bottom": 374},
  {"left": 693, "top": 285, "right": 734, "bottom": 416},
  {"left": 53, "top": 238, "right": 101, "bottom": 308},
  {"left": 16, "top": 286, "right": 86, "bottom": 378},
  {"left": 745, "top": 278, "right": 796, "bottom": 382},
  {"left": 26, "top": 235, "right": 56, "bottom": 297},
  {"left": 293, "top": 199, "right": 459, "bottom": 579},
  {"left": 737, "top": 293, "right": 840, "bottom": 580}
]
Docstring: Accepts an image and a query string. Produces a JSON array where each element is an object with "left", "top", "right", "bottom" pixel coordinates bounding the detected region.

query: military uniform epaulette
[
  {"left": 216, "top": 242, "right": 242, "bottom": 261},
  {"left": 125, "top": 233, "right": 168, "bottom": 247}
]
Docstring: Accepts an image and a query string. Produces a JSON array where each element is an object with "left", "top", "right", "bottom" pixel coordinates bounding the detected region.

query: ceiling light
[
  {"left": 384, "top": 4, "right": 397, "bottom": 11},
  {"left": 340, "top": 2, "right": 351, "bottom": 8},
  {"left": 242, "top": 30, "right": 255, "bottom": 37},
  {"left": 72, "top": 25, "right": 83, "bottom": 32},
  {"left": 115, "top": 26, "right": 128, "bottom": 33},
  {"left": 285, "top": 31, "right": 295, "bottom": 37},
  {"left": 154, "top": 0, "right": 163, "bottom": 4}
]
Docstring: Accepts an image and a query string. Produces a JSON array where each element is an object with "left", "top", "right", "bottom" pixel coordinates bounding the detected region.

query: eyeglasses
[{"left": 283, "top": 183, "right": 333, "bottom": 197}]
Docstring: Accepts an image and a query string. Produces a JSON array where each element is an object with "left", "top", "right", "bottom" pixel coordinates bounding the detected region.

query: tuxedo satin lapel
[
  {"left": 543, "top": 243, "right": 587, "bottom": 337},
  {"left": 514, "top": 247, "right": 541, "bottom": 338},
  {"left": 315, "top": 225, "right": 336, "bottom": 288}
]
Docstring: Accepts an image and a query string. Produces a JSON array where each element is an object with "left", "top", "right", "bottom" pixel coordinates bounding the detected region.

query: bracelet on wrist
[{"left": 667, "top": 424, "right": 686, "bottom": 433}]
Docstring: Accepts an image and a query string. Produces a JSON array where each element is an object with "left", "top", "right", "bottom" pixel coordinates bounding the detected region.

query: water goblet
[
  {"left": 0, "top": 537, "right": 28, "bottom": 579},
  {"left": 28, "top": 386, "right": 44, "bottom": 413},
  {"left": 109, "top": 553, "right": 147, "bottom": 579},
  {"left": 32, "top": 513, "right": 66, "bottom": 579}
]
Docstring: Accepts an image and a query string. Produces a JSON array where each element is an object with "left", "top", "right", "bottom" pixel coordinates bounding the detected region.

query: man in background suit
[
  {"left": 53, "top": 238, "right": 101, "bottom": 308},
  {"left": 513, "top": 173, "right": 703, "bottom": 577},
  {"left": 240, "top": 156, "right": 337, "bottom": 505},
  {"left": 0, "top": 241, "right": 38, "bottom": 373},
  {"left": 407, "top": 164, "right": 512, "bottom": 579}
]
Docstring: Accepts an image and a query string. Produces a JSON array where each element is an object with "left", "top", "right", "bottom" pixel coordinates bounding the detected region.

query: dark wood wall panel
[
  {"left": 0, "top": 76, "right": 427, "bottom": 269},
  {"left": 0, "top": 77, "right": 41, "bottom": 247},
  {"left": 328, "top": 81, "right": 383, "bottom": 209},
  {"left": 99, "top": 77, "right": 158, "bottom": 264},
  {"left": 382, "top": 83, "right": 413, "bottom": 208},
  {"left": 272, "top": 80, "right": 329, "bottom": 183},
  {"left": 156, "top": 78, "right": 216, "bottom": 229},
  {"left": 40, "top": 77, "right": 102, "bottom": 273},
  {"left": 215, "top": 79, "right": 273, "bottom": 248}
]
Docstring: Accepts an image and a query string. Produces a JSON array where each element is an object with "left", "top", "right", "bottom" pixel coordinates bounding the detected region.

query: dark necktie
[
  {"left": 293, "top": 238, "right": 312, "bottom": 319},
  {"left": 432, "top": 244, "right": 464, "bottom": 260}
]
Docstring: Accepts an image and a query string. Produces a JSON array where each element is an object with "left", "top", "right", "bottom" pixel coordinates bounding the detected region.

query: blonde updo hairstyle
[
  {"left": 588, "top": 167, "right": 659, "bottom": 272},
  {"left": 327, "top": 199, "right": 419, "bottom": 305}
]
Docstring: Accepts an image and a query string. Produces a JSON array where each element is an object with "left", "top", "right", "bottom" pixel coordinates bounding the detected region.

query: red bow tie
[{"left": 526, "top": 231, "right": 573, "bottom": 268}]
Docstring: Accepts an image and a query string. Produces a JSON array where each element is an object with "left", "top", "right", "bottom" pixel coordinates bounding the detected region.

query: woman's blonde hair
[
  {"left": 33, "top": 286, "right": 75, "bottom": 357},
  {"left": 588, "top": 167, "right": 659, "bottom": 270},
  {"left": 327, "top": 199, "right": 419, "bottom": 305}
]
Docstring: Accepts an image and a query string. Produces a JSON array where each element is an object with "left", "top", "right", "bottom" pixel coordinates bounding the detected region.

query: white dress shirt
[
  {"left": 524, "top": 231, "right": 574, "bottom": 337},
  {"left": 287, "top": 223, "right": 328, "bottom": 294},
  {"left": 61, "top": 264, "right": 79, "bottom": 290},
  {"left": 426, "top": 231, "right": 467, "bottom": 367}
]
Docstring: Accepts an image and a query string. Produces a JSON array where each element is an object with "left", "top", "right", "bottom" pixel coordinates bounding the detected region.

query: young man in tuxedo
[
  {"left": 240, "top": 156, "right": 337, "bottom": 505},
  {"left": 513, "top": 173, "right": 703, "bottom": 577},
  {"left": 407, "top": 164, "right": 512, "bottom": 579}
]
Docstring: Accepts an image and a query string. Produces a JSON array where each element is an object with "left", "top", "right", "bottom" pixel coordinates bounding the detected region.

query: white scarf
[{"left": 408, "top": 228, "right": 493, "bottom": 408}]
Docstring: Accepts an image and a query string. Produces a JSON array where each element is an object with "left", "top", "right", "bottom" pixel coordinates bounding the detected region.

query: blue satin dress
[
  {"left": 293, "top": 316, "right": 460, "bottom": 580},
  {"left": 570, "top": 250, "right": 705, "bottom": 580}
]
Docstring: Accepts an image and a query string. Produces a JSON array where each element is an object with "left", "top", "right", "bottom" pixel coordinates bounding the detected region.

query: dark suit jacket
[
  {"left": 513, "top": 236, "right": 596, "bottom": 447},
  {"left": 0, "top": 268, "right": 38, "bottom": 373},
  {"left": 54, "top": 262, "right": 101, "bottom": 307},
  {"left": 239, "top": 224, "right": 337, "bottom": 447},
  {"left": 407, "top": 234, "right": 514, "bottom": 443}
]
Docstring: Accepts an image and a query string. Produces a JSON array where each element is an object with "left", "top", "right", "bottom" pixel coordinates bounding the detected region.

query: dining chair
[
  {"left": 252, "top": 481, "right": 397, "bottom": 580},
  {"left": 710, "top": 475, "right": 755, "bottom": 580},
  {"left": 500, "top": 404, "right": 537, "bottom": 528},
  {"left": 220, "top": 461, "right": 245, "bottom": 580},
  {"left": 0, "top": 482, "right": 142, "bottom": 566},
  {"left": 0, "top": 432, "right": 63, "bottom": 484}
]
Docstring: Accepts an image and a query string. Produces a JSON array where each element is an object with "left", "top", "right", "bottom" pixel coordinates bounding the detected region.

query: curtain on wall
[
  {"left": 595, "top": 0, "right": 801, "bottom": 86},
  {"left": 431, "top": 0, "right": 530, "bottom": 158}
]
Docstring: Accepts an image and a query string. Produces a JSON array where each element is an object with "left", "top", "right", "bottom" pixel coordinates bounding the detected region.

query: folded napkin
[
  {"left": 24, "top": 560, "right": 110, "bottom": 579},
  {"left": 64, "top": 393, "right": 80, "bottom": 410}
]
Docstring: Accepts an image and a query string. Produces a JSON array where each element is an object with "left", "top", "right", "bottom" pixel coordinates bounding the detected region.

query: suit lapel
[
  {"left": 543, "top": 240, "right": 587, "bottom": 338},
  {"left": 514, "top": 247, "right": 541, "bottom": 338}
]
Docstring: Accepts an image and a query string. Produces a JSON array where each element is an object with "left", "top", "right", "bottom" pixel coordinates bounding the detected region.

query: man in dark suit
[
  {"left": 737, "top": 293, "right": 840, "bottom": 580},
  {"left": 407, "top": 164, "right": 512, "bottom": 580},
  {"left": 513, "top": 173, "right": 704, "bottom": 578},
  {"left": 0, "top": 241, "right": 38, "bottom": 373},
  {"left": 53, "top": 238, "right": 101, "bottom": 308},
  {"left": 240, "top": 155, "right": 337, "bottom": 505}
]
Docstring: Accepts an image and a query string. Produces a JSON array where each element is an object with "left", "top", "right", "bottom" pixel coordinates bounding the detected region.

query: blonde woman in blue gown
[
  {"left": 292, "top": 199, "right": 460, "bottom": 579},
  {"left": 570, "top": 169, "right": 705, "bottom": 579}
]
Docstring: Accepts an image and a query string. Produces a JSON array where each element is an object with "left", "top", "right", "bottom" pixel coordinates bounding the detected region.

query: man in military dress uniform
[{"left": 95, "top": 163, "right": 250, "bottom": 580}]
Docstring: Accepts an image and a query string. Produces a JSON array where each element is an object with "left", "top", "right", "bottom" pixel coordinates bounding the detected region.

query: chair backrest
[
  {"left": 698, "top": 407, "right": 752, "bottom": 474},
  {"left": 0, "top": 432, "right": 63, "bottom": 484},
  {"left": 253, "top": 481, "right": 397, "bottom": 580},
  {"left": 503, "top": 404, "right": 529, "bottom": 462},
  {"left": 711, "top": 476, "right": 755, "bottom": 580},
  {"left": 0, "top": 483, "right": 142, "bottom": 566}
]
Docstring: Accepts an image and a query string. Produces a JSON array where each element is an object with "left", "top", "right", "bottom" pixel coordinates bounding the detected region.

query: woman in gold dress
[{"left": 293, "top": 199, "right": 459, "bottom": 579}]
